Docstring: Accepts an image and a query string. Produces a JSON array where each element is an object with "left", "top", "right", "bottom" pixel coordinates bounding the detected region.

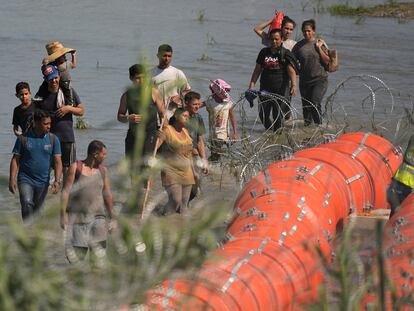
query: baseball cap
[{"left": 42, "top": 64, "right": 59, "bottom": 81}]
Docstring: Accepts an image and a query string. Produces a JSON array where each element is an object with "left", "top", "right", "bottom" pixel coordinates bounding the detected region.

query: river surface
[{"left": 0, "top": 0, "right": 413, "bottom": 209}]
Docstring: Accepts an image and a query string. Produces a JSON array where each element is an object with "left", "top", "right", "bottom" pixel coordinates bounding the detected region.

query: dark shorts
[
  {"left": 61, "top": 142, "right": 76, "bottom": 167},
  {"left": 125, "top": 130, "right": 156, "bottom": 158}
]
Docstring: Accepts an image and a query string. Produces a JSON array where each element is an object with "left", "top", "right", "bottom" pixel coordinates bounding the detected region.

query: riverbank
[{"left": 328, "top": 2, "right": 414, "bottom": 19}]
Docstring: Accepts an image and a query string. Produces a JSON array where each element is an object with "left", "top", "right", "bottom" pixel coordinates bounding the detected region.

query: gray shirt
[
  {"left": 67, "top": 168, "right": 105, "bottom": 224},
  {"left": 57, "top": 60, "right": 74, "bottom": 83},
  {"left": 293, "top": 39, "right": 328, "bottom": 84}
]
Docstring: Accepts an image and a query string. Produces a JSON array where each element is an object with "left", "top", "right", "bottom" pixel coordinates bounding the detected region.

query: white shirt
[
  {"left": 282, "top": 39, "right": 297, "bottom": 51},
  {"left": 151, "top": 65, "right": 190, "bottom": 107},
  {"left": 205, "top": 97, "right": 235, "bottom": 142}
]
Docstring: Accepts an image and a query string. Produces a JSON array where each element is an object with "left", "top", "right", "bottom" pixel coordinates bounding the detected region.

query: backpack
[
  {"left": 280, "top": 47, "right": 300, "bottom": 74},
  {"left": 319, "top": 39, "right": 338, "bottom": 72},
  {"left": 74, "top": 160, "right": 106, "bottom": 182},
  {"left": 327, "top": 49, "right": 339, "bottom": 72}
]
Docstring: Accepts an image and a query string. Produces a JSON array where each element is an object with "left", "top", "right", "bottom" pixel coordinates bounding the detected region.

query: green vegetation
[
  {"left": 306, "top": 219, "right": 414, "bottom": 310},
  {"left": 328, "top": 2, "right": 414, "bottom": 18},
  {"left": 197, "top": 53, "right": 212, "bottom": 62},
  {"left": 206, "top": 33, "right": 217, "bottom": 46},
  {"left": 300, "top": 0, "right": 326, "bottom": 13},
  {"left": 312, "top": 0, "right": 326, "bottom": 13},
  {"left": 196, "top": 9, "right": 207, "bottom": 23},
  {"left": 307, "top": 223, "right": 373, "bottom": 310},
  {"left": 75, "top": 116, "right": 89, "bottom": 129},
  {"left": 328, "top": 4, "right": 369, "bottom": 16},
  {"left": 0, "top": 202, "right": 227, "bottom": 310}
]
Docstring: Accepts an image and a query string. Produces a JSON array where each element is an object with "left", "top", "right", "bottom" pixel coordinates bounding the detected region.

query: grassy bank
[{"left": 328, "top": 2, "right": 414, "bottom": 19}]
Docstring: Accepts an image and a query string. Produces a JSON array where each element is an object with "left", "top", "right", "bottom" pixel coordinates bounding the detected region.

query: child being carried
[{"left": 37, "top": 41, "right": 77, "bottom": 105}]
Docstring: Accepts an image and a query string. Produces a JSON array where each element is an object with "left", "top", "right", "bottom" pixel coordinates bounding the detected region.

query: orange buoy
[
  {"left": 295, "top": 147, "right": 374, "bottom": 214},
  {"left": 269, "top": 158, "right": 352, "bottom": 220},
  {"left": 235, "top": 175, "right": 339, "bottom": 229},
  {"left": 202, "top": 248, "right": 292, "bottom": 310},
  {"left": 383, "top": 193, "right": 414, "bottom": 308},
  {"left": 220, "top": 237, "right": 324, "bottom": 304},
  {"left": 336, "top": 132, "right": 402, "bottom": 176},
  {"left": 145, "top": 279, "right": 231, "bottom": 311},
  {"left": 320, "top": 140, "right": 392, "bottom": 210}
]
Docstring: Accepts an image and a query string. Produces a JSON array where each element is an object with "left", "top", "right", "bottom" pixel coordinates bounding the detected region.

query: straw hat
[{"left": 44, "top": 41, "right": 76, "bottom": 63}]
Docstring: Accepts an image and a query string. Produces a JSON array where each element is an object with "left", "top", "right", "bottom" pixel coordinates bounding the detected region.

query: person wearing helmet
[{"left": 388, "top": 135, "right": 414, "bottom": 216}]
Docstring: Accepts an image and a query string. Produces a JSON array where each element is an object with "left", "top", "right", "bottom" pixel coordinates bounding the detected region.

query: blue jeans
[{"left": 18, "top": 183, "right": 49, "bottom": 220}]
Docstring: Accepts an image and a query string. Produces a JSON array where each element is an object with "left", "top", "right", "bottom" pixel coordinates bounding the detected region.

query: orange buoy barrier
[
  {"left": 384, "top": 193, "right": 414, "bottom": 303},
  {"left": 319, "top": 140, "right": 392, "bottom": 210},
  {"left": 219, "top": 238, "right": 324, "bottom": 305},
  {"left": 270, "top": 158, "right": 352, "bottom": 221},
  {"left": 145, "top": 132, "right": 401, "bottom": 310},
  {"left": 147, "top": 278, "right": 239, "bottom": 310},
  {"left": 336, "top": 132, "right": 402, "bottom": 177},
  {"left": 203, "top": 248, "right": 293, "bottom": 310},
  {"left": 227, "top": 188, "right": 334, "bottom": 256},
  {"left": 294, "top": 147, "right": 374, "bottom": 214}
]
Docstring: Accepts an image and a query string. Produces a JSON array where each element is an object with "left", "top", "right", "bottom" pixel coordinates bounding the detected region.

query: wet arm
[
  {"left": 13, "top": 125, "right": 22, "bottom": 136},
  {"left": 254, "top": 19, "right": 272, "bottom": 39},
  {"left": 117, "top": 93, "right": 129, "bottom": 123},
  {"left": 70, "top": 103, "right": 84, "bottom": 116},
  {"left": 52, "top": 155, "right": 63, "bottom": 193},
  {"left": 59, "top": 103, "right": 84, "bottom": 117},
  {"left": 102, "top": 168, "right": 114, "bottom": 219},
  {"left": 287, "top": 64, "right": 297, "bottom": 96},
  {"left": 60, "top": 164, "right": 76, "bottom": 229},
  {"left": 8, "top": 155, "right": 19, "bottom": 193},
  {"left": 229, "top": 108, "right": 238, "bottom": 140},
  {"left": 316, "top": 41, "right": 330, "bottom": 66},
  {"left": 249, "top": 63, "right": 263, "bottom": 89},
  {"left": 154, "top": 132, "right": 166, "bottom": 154},
  {"left": 152, "top": 88, "right": 165, "bottom": 120},
  {"left": 71, "top": 51, "right": 77, "bottom": 68},
  {"left": 197, "top": 135, "right": 208, "bottom": 172},
  {"left": 173, "top": 75, "right": 192, "bottom": 106}
]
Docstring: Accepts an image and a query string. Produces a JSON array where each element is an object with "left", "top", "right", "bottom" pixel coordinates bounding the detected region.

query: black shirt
[
  {"left": 12, "top": 104, "right": 35, "bottom": 133},
  {"left": 256, "top": 47, "right": 289, "bottom": 94},
  {"left": 126, "top": 86, "right": 158, "bottom": 134},
  {"left": 35, "top": 87, "right": 81, "bottom": 143}
]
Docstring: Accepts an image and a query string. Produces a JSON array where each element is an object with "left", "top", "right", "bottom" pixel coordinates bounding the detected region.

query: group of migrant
[{"left": 8, "top": 9, "right": 342, "bottom": 263}]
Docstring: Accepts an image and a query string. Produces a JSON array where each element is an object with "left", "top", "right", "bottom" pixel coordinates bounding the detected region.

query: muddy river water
[{"left": 0, "top": 0, "right": 413, "bottom": 209}]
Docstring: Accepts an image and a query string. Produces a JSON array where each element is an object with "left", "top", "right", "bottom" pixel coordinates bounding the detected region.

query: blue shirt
[{"left": 12, "top": 130, "right": 61, "bottom": 187}]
